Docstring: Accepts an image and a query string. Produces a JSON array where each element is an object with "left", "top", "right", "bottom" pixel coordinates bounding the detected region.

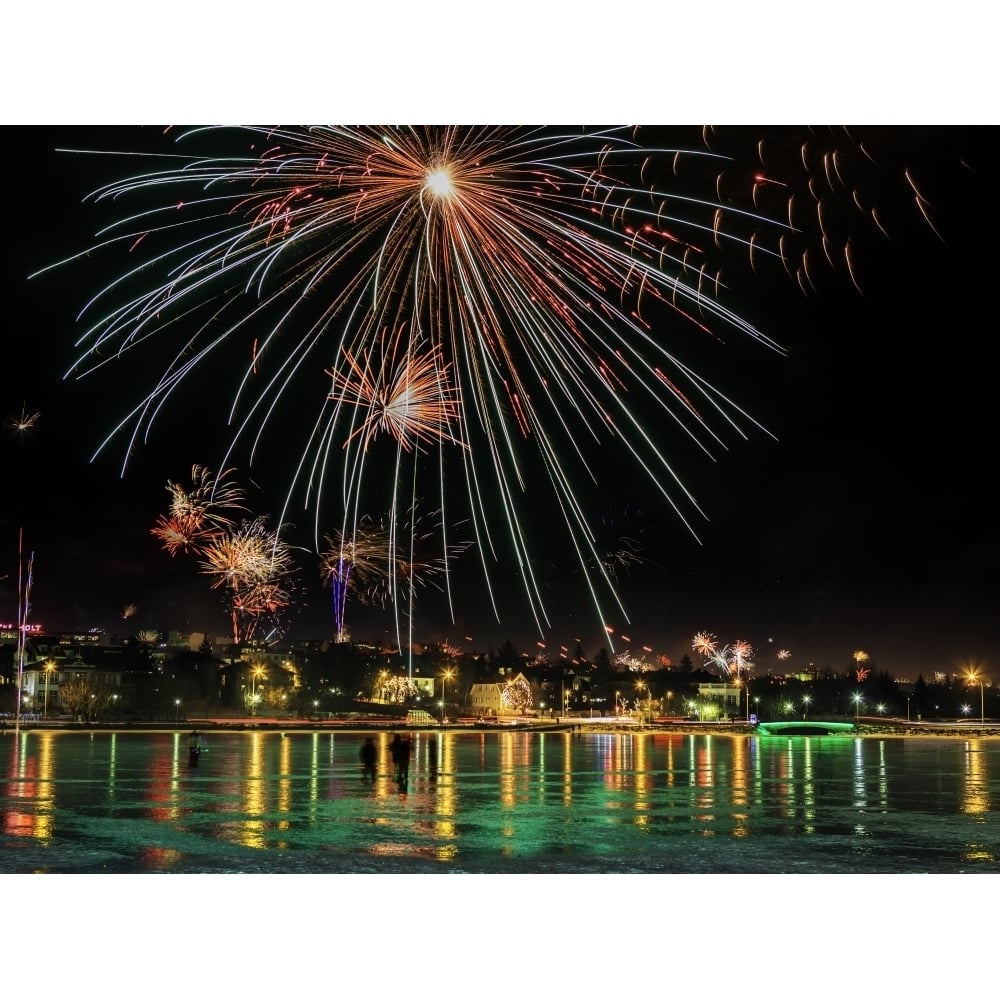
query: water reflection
[{"left": 2, "top": 729, "right": 999, "bottom": 873}]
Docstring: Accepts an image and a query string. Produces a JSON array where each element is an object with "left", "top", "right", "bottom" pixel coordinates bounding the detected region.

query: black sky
[{"left": 3, "top": 125, "right": 996, "bottom": 680}]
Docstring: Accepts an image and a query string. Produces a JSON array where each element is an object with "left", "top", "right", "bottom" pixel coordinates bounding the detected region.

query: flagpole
[{"left": 14, "top": 527, "right": 34, "bottom": 738}]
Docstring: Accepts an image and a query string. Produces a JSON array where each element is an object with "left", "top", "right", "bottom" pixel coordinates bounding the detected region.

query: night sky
[{"left": 3, "top": 125, "right": 996, "bottom": 681}]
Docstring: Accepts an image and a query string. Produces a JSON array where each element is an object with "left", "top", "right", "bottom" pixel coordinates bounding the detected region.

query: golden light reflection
[
  {"left": 2, "top": 732, "right": 57, "bottom": 841},
  {"left": 961, "top": 739, "right": 990, "bottom": 815},
  {"left": 961, "top": 739, "right": 994, "bottom": 862},
  {"left": 275, "top": 734, "right": 293, "bottom": 841},
  {"left": 729, "top": 736, "right": 750, "bottom": 837},
  {"left": 633, "top": 734, "right": 650, "bottom": 827},
  {"left": 239, "top": 732, "right": 267, "bottom": 848},
  {"left": 433, "top": 732, "right": 457, "bottom": 852},
  {"left": 562, "top": 731, "right": 573, "bottom": 806},
  {"left": 693, "top": 735, "right": 717, "bottom": 827}
]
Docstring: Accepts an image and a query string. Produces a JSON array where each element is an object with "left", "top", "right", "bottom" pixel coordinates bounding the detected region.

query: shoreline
[{"left": 5, "top": 717, "right": 1000, "bottom": 740}]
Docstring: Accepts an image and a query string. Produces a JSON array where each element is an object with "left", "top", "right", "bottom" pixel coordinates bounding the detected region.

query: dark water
[{"left": 2, "top": 728, "right": 998, "bottom": 874}]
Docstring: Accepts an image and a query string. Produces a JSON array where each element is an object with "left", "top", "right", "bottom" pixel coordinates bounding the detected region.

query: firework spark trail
[
  {"left": 702, "top": 125, "right": 976, "bottom": 296},
  {"left": 41, "top": 126, "right": 799, "bottom": 645}
]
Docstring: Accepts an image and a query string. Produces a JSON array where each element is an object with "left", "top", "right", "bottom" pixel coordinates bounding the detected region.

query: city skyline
[{"left": 4, "top": 125, "right": 996, "bottom": 683}]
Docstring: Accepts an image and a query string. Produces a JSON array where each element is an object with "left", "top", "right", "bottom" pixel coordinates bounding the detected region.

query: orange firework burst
[
  {"left": 152, "top": 465, "right": 293, "bottom": 643},
  {"left": 329, "top": 328, "right": 463, "bottom": 452},
  {"left": 151, "top": 465, "right": 247, "bottom": 555},
  {"left": 692, "top": 631, "right": 717, "bottom": 657},
  {"left": 199, "top": 515, "right": 295, "bottom": 643}
]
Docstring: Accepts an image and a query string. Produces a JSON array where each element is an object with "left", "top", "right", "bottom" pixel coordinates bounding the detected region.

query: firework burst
[
  {"left": 151, "top": 465, "right": 247, "bottom": 556},
  {"left": 329, "top": 327, "right": 464, "bottom": 453},
  {"left": 692, "top": 631, "right": 717, "bottom": 658},
  {"left": 199, "top": 515, "right": 296, "bottom": 643},
  {"left": 9, "top": 403, "right": 40, "bottom": 433},
  {"left": 319, "top": 508, "right": 470, "bottom": 642},
  {"left": 151, "top": 465, "right": 295, "bottom": 643},
  {"left": 693, "top": 630, "right": 754, "bottom": 680},
  {"left": 45, "top": 126, "right": 793, "bottom": 643}
]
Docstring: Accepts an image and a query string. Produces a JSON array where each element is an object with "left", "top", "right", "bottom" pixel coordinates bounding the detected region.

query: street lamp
[
  {"left": 174, "top": 698, "right": 181, "bottom": 722},
  {"left": 251, "top": 664, "right": 266, "bottom": 718},
  {"left": 635, "top": 680, "right": 652, "bottom": 721},
  {"left": 42, "top": 659, "right": 57, "bottom": 720},
  {"left": 852, "top": 692, "right": 863, "bottom": 719},
  {"left": 965, "top": 668, "right": 985, "bottom": 724},
  {"left": 802, "top": 694, "right": 811, "bottom": 720},
  {"left": 440, "top": 667, "right": 455, "bottom": 724}
]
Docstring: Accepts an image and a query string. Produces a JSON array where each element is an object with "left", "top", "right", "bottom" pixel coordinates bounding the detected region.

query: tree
[
  {"left": 493, "top": 639, "right": 521, "bottom": 672},
  {"left": 58, "top": 676, "right": 102, "bottom": 720},
  {"left": 593, "top": 647, "right": 612, "bottom": 672}
]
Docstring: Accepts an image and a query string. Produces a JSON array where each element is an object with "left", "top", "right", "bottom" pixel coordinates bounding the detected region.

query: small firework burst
[
  {"left": 692, "top": 631, "right": 717, "bottom": 658},
  {"left": 9, "top": 403, "right": 40, "bottom": 432},
  {"left": 329, "top": 330, "right": 464, "bottom": 453}
]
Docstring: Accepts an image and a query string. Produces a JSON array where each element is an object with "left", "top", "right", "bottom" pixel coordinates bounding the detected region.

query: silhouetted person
[
  {"left": 359, "top": 736, "right": 377, "bottom": 782},
  {"left": 188, "top": 730, "right": 203, "bottom": 767}
]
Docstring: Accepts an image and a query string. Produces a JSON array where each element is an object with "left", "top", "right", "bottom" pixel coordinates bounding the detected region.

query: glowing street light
[
  {"left": 42, "top": 659, "right": 57, "bottom": 720},
  {"left": 251, "top": 664, "right": 267, "bottom": 718},
  {"left": 965, "top": 668, "right": 985, "bottom": 724},
  {"left": 440, "top": 667, "right": 455, "bottom": 724},
  {"left": 852, "top": 692, "right": 863, "bottom": 719},
  {"left": 174, "top": 698, "right": 181, "bottom": 722},
  {"left": 635, "top": 680, "right": 653, "bottom": 721},
  {"left": 802, "top": 694, "right": 811, "bottom": 720}
]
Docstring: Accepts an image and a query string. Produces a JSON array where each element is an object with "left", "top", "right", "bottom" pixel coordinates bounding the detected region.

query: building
[{"left": 469, "top": 672, "right": 534, "bottom": 717}]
